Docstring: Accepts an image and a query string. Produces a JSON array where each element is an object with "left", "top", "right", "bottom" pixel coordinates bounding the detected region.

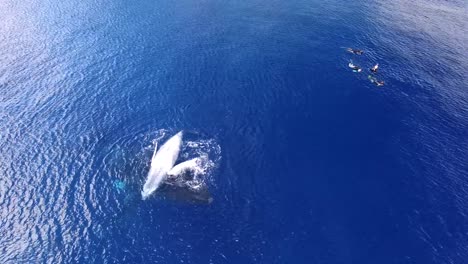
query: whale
[
  {"left": 168, "top": 157, "right": 203, "bottom": 178},
  {"left": 141, "top": 131, "right": 183, "bottom": 199}
]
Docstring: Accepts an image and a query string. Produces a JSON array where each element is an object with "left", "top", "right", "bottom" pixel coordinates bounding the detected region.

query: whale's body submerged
[{"left": 141, "top": 131, "right": 183, "bottom": 199}]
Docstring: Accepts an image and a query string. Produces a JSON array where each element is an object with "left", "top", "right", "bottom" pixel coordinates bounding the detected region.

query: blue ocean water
[{"left": 1, "top": 0, "right": 467, "bottom": 263}]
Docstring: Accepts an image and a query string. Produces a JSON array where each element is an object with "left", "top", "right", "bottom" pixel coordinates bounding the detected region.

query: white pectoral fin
[{"left": 151, "top": 142, "right": 158, "bottom": 161}]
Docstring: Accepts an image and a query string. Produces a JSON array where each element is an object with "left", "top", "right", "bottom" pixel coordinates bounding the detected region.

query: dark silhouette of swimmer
[
  {"left": 347, "top": 48, "right": 364, "bottom": 55},
  {"left": 370, "top": 63, "right": 379, "bottom": 73},
  {"left": 368, "top": 75, "right": 385, "bottom": 86},
  {"left": 348, "top": 61, "right": 362, "bottom": 72}
]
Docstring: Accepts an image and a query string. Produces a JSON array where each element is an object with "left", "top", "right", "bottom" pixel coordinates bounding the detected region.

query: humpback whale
[
  {"left": 168, "top": 157, "right": 203, "bottom": 178},
  {"left": 141, "top": 131, "right": 183, "bottom": 199}
]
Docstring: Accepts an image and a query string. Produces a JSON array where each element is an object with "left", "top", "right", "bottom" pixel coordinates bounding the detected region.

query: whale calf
[{"left": 141, "top": 131, "right": 183, "bottom": 199}]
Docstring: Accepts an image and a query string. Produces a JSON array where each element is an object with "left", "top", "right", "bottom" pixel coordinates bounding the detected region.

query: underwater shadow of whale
[{"left": 158, "top": 183, "right": 213, "bottom": 205}]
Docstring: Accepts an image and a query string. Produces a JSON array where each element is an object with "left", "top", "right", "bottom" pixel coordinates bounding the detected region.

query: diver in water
[
  {"left": 368, "top": 75, "right": 385, "bottom": 86},
  {"left": 348, "top": 61, "right": 362, "bottom": 72},
  {"left": 370, "top": 63, "right": 379, "bottom": 73},
  {"left": 347, "top": 48, "right": 364, "bottom": 55}
]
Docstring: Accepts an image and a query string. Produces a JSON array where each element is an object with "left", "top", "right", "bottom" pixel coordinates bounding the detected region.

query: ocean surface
[{"left": 1, "top": 0, "right": 467, "bottom": 263}]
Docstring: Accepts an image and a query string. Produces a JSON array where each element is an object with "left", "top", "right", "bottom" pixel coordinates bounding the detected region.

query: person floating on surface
[
  {"left": 346, "top": 48, "right": 364, "bottom": 55},
  {"left": 348, "top": 61, "right": 362, "bottom": 72},
  {"left": 368, "top": 75, "right": 385, "bottom": 86},
  {"left": 370, "top": 63, "right": 379, "bottom": 73}
]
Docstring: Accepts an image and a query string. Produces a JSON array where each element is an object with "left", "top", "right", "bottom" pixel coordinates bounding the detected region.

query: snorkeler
[
  {"left": 348, "top": 61, "right": 362, "bottom": 72},
  {"left": 368, "top": 75, "right": 385, "bottom": 86},
  {"left": 346, "top": 48, "right": 364, "bottom": 55},
  {"left": 370, "top": 63, "right": 379, "bottom": 73}
]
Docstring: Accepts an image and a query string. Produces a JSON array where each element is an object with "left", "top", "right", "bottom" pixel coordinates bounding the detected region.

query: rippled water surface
[{"left": 1, "top": 0, "right": 467, "bottom": 263}]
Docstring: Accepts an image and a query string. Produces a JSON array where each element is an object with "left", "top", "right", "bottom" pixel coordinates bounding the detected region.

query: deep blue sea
[{"left": 1, "top": 0, "right": 467, "bottom": 263}]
